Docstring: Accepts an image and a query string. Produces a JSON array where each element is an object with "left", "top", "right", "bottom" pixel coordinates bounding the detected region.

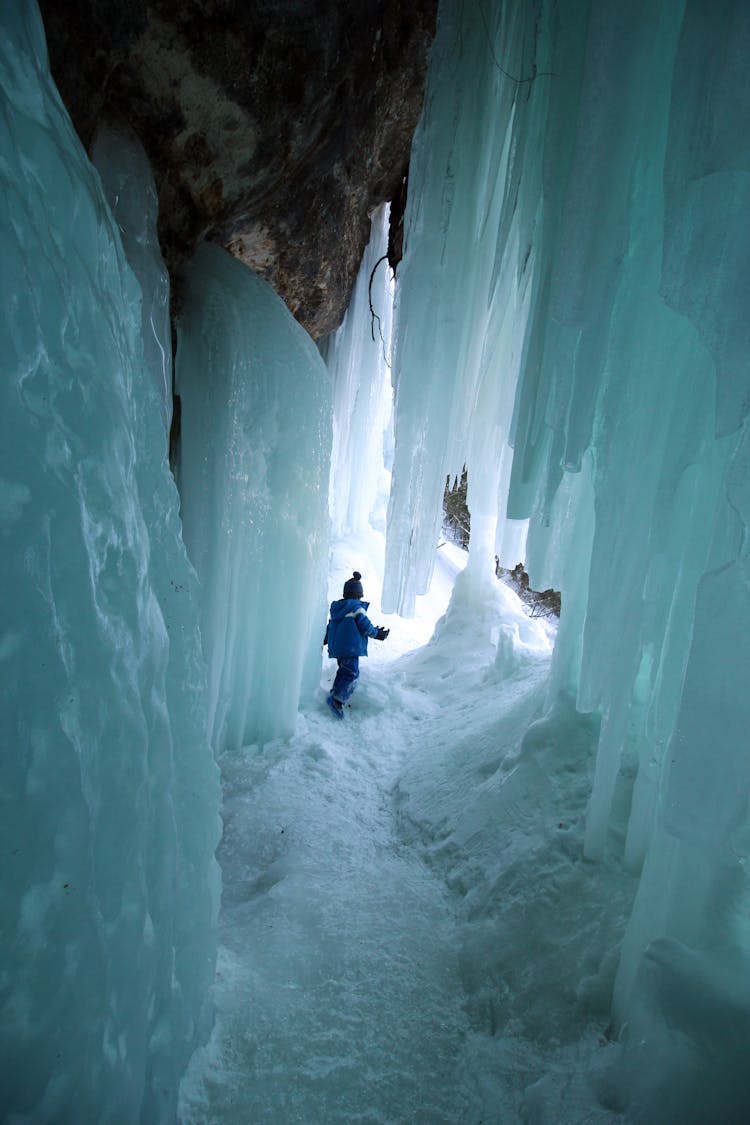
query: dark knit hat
[{"left": 343, "top": 571, "right": 364, "bottom": 599}]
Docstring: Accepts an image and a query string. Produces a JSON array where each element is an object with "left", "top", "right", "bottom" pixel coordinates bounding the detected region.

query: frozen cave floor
[{"left": 179, "top": 546, "right": 636, "bottom": 1124}]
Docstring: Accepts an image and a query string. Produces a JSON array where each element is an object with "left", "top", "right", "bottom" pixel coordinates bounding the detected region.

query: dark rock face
[{"left": 38, "top": 0, "right": 436, "bottom": 338}]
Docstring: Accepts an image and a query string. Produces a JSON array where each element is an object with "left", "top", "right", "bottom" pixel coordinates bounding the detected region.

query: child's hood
[{"left": 329, "top": 597, "right": 370, "bottom": 622}]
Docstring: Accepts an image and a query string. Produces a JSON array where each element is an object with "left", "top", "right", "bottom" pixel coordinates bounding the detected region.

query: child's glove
[{"left": 375, "top": 626, "right": 390, "bottom": 641}]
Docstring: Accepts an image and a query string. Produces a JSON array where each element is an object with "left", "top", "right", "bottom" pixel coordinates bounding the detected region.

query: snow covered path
[
  {"left": 179, "top": 548, "right": 478, "bottom": 1121},
  {"left": 181, "top": 692, "right": 472, "bottom": 1122},
  {"left": 179, "top": 547, "right": 626, "bottom": 1122}
]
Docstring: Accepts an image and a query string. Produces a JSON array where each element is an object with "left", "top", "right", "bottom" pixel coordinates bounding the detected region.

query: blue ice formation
[
  {"left": 0, "top": 4, "right": 221, "bottom": 1120},
  {"left": 385, "top": 0, "right": 750, "bottom": 1111},
  {"left": 0, "top": 0, "right": 330, "bottom": 1118},
  {"left": 175, "top": 243, "right": 331, "bottom": 751},
  {"left": 3, "top": 0, "right": 750, "bottom": 1118},
  {"left": 325, "top": 203, "right": 394, "bottom": 540}
]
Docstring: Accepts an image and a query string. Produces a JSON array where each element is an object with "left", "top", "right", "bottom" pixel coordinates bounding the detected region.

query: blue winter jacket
[{"left": 325, "top": 598, "right": 378, "bottom": 658}]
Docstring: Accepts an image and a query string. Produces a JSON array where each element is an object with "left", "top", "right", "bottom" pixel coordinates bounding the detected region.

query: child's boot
[{"left": 326, "top": 693, "right": 344, "bottom": 720}]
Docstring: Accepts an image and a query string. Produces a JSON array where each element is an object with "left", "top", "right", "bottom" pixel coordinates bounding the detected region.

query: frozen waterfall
[
  {"left": 0, "top": 6, "right": 219, "bottom": 1121},
  {"left": 325, "top": 202, "right": 394, "bottom": 543},
  {"left": 385, "top": 0, "right": 750, "bottom": 1117},
  {"left": 175, "top": 244, "right": 331, "bottom": 751},
  {"left": 2, "top": 0, "right": 750, "bottom": 1121}
]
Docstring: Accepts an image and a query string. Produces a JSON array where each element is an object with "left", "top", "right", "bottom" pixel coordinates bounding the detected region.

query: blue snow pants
[{"left": 332, "top": 656, "right": 360, "bottom": 703}]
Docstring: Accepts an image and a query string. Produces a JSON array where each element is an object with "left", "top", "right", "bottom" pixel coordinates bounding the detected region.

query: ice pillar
[
  {"left": 326, "top": 203, "right": 394, "bottom": 540},
  {"left": 176, "top": 244, "right": 332, "bottom": 751},
  {"left": 383, "top": 0, "right": 750, "bottom": 1086},
  {"left": 382, "top": 0, "right": 559, "bottom": 615},
  {"left": 0, "top": 4, "right": 220, "bottom": 1120}
]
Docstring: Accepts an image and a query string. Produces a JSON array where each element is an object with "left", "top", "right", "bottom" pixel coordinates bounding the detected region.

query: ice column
[
  {"left": 606, "top": 0, "right": 750, "bottom": 1083},
  {"left": 92, "top": 125, "right": 173, "bottom": 433},
  {"left": 610, "top": 422, "right": 750, "bottom": 1118},
  {"left": 0, "top": 4, "right": 220, "bottom": 1121},
  {"left": 385, "top": 0, "right": 750, "bottom": 1078},
  {"left": 506, "top": 0, "right": 750, "bottom": 1086},
  {"left": 326, "top": 203, "right": 394, "bottom": 539},
  {"left": 513, "top": 0, "right": 733, "bottom": 869},
  {"left": 176, "top": 244, "right": 332, "bottom": 751},
  {"left": 383, "top": 0, "right": 558, "bottom": 615}
]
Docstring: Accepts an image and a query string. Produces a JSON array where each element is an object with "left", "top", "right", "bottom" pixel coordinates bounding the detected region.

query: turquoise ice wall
[
  {"left": 385, "top": 0, "right": 750, "bottom": 1100},
  {"left": 0, "top": 5, "right": 221, "bottom": 1120}
]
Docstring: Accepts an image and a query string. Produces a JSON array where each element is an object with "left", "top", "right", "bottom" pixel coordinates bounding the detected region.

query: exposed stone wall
[{"left": 38, "top": 0, "right": 436, "bottom": 338}]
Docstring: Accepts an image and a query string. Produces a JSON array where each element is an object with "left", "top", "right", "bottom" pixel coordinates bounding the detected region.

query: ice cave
[{"left": 2, "top": 0, "right": 749, "bottom": 1121}]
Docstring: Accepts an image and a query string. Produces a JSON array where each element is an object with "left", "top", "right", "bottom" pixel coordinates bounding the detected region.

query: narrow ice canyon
[{"left": 2, "top": 1, "right": 750, "bottom": 1122}]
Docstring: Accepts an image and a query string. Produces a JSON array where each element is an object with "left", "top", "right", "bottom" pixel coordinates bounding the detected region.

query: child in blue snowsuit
[{"left": 324, "top": 571, "right": 389, "bottom": 719}]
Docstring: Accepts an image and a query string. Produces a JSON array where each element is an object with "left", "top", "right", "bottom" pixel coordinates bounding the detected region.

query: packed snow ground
[{"left": 180, "top": 537, "right": 636, "bottom": 1123}]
